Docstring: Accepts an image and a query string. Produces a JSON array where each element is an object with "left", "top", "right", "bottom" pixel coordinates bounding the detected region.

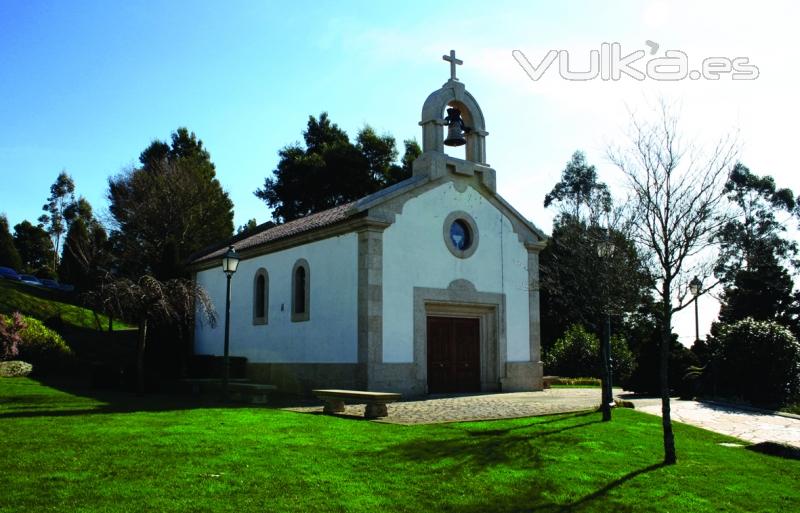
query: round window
[
  {"left": 449, "top": 219, "right": 472, "bottom": 250},
  {"left": 443, "top": 211, "right": 479, "bottom": 259}
]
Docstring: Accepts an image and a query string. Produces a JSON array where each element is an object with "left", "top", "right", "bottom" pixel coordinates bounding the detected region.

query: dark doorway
[{"left": 426, "top": 316, "right": 480, "bottom": 393}]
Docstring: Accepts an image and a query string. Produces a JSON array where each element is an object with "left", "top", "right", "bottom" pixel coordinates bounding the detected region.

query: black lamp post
[
  {"left": 689, "top": 276, "right": 702, "bottom": 344},
  {"left": 221, "top": 245, "right": 240, "bottom": 401},
  {"left": 597, "top": 236, "right": 615, "bottom": 422}
]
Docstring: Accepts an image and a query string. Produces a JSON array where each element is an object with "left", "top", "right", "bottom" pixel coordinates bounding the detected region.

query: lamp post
[
  {"left": 597, "top": 236, "right": 615, "bottom": 422},
  {"left": 689, "top": 276, "right": 702, "bottom": 344},
  {"left": 221, "top": 245, "right": 240, "bottom": 401}
]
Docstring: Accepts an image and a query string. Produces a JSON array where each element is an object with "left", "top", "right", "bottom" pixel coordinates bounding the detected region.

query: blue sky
[{"left": 1, "top": 0, "right": 797, "bottom": 343}]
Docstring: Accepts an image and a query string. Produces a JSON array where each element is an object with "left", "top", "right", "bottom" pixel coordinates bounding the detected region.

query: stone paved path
[
  {"left": 286, "top": 389, "right": 800, "bottom": 448},
  {"left": 626, "top": 397, "right": 800, "bottom": 448},
  {"left": 284, "top": 387, "right": 606, "bottom": 424}
]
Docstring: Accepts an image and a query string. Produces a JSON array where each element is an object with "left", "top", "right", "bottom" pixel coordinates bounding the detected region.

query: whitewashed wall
[
  {"left": 382, "top": 182, "right": 531, "bottom": 363},
  {"left": 194, "top": 233, "right": 359, "bottom": 363}
]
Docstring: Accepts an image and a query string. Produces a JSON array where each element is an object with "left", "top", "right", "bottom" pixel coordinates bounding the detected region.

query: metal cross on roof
[{"left": 442, "top": 49, "right": 463, "bottom": 81}]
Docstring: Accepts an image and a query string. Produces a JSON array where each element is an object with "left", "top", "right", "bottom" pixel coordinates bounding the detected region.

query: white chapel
[{"left": 190, "top": 51, "right": 547, "bottom": 395}]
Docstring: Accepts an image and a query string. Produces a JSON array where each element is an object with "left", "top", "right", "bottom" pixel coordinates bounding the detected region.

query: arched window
[
  {"left": 253, "top": 268, "right": 268, "bottom": 325},
  {"left": 292, "top": 259, "right": 310, "bottom": 322}
]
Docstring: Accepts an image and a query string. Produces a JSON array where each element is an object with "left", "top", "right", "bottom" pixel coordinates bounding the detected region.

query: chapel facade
[{"left": 191, "top": 52, "right": 546, "bottom": 395}]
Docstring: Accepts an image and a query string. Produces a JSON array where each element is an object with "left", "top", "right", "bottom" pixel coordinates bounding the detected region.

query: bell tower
[{"left": 413, "top": 50, "right": 496, "bottom": 192}]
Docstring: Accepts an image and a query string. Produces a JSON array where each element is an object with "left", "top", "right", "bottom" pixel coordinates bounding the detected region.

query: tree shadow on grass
[
  {"left": 379, "top": 411, "right": 665, "bottom": 513},
  {"left": 511, "top": 463, "right": 666, "bottom": 513},
  {"left": 384, "top": 413, "right": 602, "bottom": 472},
  {"left": 0, "top": 376, "right": 265, "bottom": 419},
  {"left": 465, "top": 410, "right": 598, "bottom": 437},
  {"left": 746, "top": 442, "right": 800, "bottom": 460},
  {"left": 530, "top": 463, "right": 665, "bottom": 513}
]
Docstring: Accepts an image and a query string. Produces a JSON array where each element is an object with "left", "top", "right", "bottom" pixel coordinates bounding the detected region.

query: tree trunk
[
  {"left": 52, "top": 234, "right": 60, "bottom": 271},
  {"left": 91, "top": 310, "right": 102, "bottom": 331},
  {"left": 137, "top": 319, "right": 147, "bottom": 396},
  {"left": 108, "top": 315, "right": 113, "bottom": 333},
  {"left": 661, "top": 302, "right": 677, "bottom": 464},
  {"left": 600, "top": 314, "right": 612, "bottom": 421}
]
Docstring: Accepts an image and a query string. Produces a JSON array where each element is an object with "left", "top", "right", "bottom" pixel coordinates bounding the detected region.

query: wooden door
[{"left": 427, "top": 316, "right": 480, "bottom": 393}]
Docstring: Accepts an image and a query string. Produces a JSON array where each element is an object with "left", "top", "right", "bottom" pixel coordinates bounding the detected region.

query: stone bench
[{"left": 312, "top": 389, "right": 401, "bottom": 419}]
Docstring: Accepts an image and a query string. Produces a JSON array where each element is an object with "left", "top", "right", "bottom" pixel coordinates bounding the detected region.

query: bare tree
[
  {"left": 86, "top": 275, "right": 217, "bottom": 394},
  {"left": 609, "top": 102, "right": 737, "bottom": 464}
]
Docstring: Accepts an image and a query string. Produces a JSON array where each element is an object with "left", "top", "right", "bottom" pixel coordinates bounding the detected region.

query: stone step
[{"left": 228, "top": 383, "right": 277, "bottom": 405}]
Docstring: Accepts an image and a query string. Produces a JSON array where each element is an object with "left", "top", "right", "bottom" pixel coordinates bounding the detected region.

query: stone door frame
[{"left": 413, "top": 280, "right": 506, "bottom": 393}]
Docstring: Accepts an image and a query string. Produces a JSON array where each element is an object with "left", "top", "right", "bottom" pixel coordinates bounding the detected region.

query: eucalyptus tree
[{"left": 40, "top": 171, "right": 76, "bottom": 269}]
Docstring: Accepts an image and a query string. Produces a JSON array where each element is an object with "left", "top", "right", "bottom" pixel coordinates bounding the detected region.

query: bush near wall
[{"left": 710, "top": 318, "right": 800, "bottom": 406}]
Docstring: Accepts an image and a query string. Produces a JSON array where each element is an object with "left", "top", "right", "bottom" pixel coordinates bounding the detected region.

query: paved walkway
[
  {"left": 285, "top": 387, "right": 606, "bottom": 424},
  {"left": 626, "top": 397, "right": 800, "bottom": 448},
  {"left": 286, "top": 389, "right": 800, "bottom": 448}
]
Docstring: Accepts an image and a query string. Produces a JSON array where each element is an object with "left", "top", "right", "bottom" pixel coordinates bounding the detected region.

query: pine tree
[
  {"left": 108, "top": 127, "right": 234, "bottom": 279},
  {"left": 0, "top": 215, "right": 22, "bottom": 270}
]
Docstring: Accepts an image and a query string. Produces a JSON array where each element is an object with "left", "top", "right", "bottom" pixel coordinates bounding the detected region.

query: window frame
[
  {"left": 291, "top": 258, "right": 310, "bottom": 322},
  {"left": 252, "top": 268, "right": 269, "bottom": 325}
]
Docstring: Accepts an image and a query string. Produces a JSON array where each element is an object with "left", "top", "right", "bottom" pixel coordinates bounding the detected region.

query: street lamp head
[
  {"left": 689, "top": 275, "right": 702, "bottom": 297},
  {"left": 222, "top": 246, "right": 240, "bottom": 276}
]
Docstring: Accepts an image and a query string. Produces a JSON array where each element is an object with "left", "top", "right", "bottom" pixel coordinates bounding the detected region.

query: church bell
[
  {"left": 444, "top": 124, "right": 467, "bottom": 146},
  {"left": 443, "top": 107, "right": 468, "bottom": 147}
]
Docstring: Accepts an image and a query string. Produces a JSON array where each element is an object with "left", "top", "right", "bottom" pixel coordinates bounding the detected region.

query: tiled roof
[{"left": 190, "top": 201, "right": 357, "bottom": 265}]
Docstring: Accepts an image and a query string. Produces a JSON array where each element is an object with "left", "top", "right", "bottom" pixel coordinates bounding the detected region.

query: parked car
[
  {"left": 19, "top": 274, "right": 43, "bottom": 287},
  {"left": 39, "top": 278, "right": 61, "bottom": 290},
  {"left": 0, "top": 267, "right": 21, "bottom": 281}
]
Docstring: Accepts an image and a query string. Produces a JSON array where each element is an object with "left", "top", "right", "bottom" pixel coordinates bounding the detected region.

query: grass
[
  {"left": 1, "top": 379, "right": 798, "bottom": 512},
  {"left": 0, "top": 279, "right": 132, "bottom": 331}
]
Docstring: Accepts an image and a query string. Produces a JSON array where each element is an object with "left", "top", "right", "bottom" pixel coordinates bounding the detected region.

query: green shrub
[
  {"left": 544, "top": 324, "right": 597, "bottom": 377},
  {"left": 544, "top": 324, "right": 636, "bottom": 383},
  {"left": 610, "top": 335, "right": 636, "bottom": 384},
  {"left": 547, "top": 377, "right": 602, "bottom": 387},
  {"left": 15, "top": 315, "right": 74, "bottom": 371},
  {"left": 710, "top": 318, "right": 800, "bottom": 406}
]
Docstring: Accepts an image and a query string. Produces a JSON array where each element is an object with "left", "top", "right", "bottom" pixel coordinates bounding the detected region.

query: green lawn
[
  {"left": 0, "top": 279, "right": 132, "bottom": 331},
  {"left": 1, "top": 378, "right": 798, "bottom": 512}
]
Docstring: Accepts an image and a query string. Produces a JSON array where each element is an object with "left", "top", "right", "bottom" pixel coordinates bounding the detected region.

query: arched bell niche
[{"left": 419, "top": 79, "right": 489, "bottom": 165}]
